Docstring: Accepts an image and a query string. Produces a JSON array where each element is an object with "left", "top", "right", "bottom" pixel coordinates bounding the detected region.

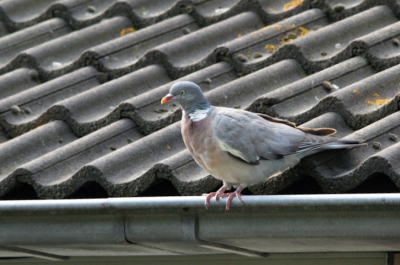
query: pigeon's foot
[
  {"left": 203, "top": 186, "right": 227, "bottom": 209},
  {"left": 218, "top": 186, "right": 244, "bottom": 211},
  {"left": 203, "top": 186, "right": 244, "bottom": 211}
]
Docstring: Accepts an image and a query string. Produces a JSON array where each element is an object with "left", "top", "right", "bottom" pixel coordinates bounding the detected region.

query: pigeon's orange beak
[{"left": 161, "top": 94, "right": 173, "bottom": 104}]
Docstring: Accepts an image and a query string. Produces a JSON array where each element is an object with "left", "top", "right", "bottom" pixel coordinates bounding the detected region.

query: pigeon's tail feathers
[
  {"left": 296, "top": 138, "right": 366, "bottom": 157},
  {"left": 324, "top": 139, "right": 367, "bottom": 149}
]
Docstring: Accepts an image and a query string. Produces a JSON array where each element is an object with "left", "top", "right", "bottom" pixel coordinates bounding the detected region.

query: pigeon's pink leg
[
  {"left": 203, "top": 186, "right": 227, "bottom": 208},
  {"left": 218, "top": 186, "right": 244, "bottom": 211}
]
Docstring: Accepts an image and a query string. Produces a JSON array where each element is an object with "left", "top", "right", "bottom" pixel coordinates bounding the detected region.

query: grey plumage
[{"left": 161, "top": 81, "right": 365, "bottom": 210}]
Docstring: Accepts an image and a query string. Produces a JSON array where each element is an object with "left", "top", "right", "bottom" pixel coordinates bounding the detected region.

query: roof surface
[{"left": 0, "top": 0, "right": 399, "bottom": 200}]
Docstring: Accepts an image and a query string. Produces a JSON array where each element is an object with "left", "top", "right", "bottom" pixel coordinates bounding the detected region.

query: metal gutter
[
  {"left": 1, "top": 193, "right": 399, "bottom": 211},
  {"left": 0, "top": 244, "right": 69, "bottom": 261},
  {"left": 0, "top": 194, "right": 400, "bottom": 260}
]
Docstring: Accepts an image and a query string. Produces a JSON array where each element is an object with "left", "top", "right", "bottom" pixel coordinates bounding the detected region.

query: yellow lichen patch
[
  {"left": 120, "top": 27, "right": 135, "bottom": 37},
  {"left": 267, "top": 7, "right": 276, "bottom": 13},
  {"left": 283, "top": 0, "right": 303, "bottom": 11},
  {"left": 353, "top": 89, "right": 360, "bottom": 94},
  {"left": 257, "top": 25, "right": 309, "bottom": 53},
  {"left": 238, "top": 33, "right": 242, "bottom": 38},
  {"left": 166, "top": 144, "right": 171, "bottom": 150},
  {"left": 297, "top": 26, "right": 308, "bottom": 37},
  {"left": 365, "top": 98, "right": 391, "bottom": 105},
  {"left": 264, "top": 44, "right": 276, "bottom": 52},
  {"left": 279, "top": 26, "right": 309, "bottom": 44},
  {"left": 365, "top": 93, "right": 391, "bottom": 106}
]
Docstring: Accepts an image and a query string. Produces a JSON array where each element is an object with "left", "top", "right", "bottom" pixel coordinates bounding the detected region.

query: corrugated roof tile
[
  {"left": 0, "top": 0, "right": 56, "bottom": 28},
  {"left": 307, "top": 111, "right": 400, "bottom": 192},
  {"left": 18, "top": 118, "right": 141, "bottom": 198},
  {"left": 0, "top": 120, "right": 77, "bottom": 197},
  {"left": 0, "top": 67, "right": 100, "bottom": 137},
  {"left": 154, "top": 11, "right": 265, "bottom": 77},
  {"left": 93, "top": 14, "right": 200, "bottom": 77},
  {"left": 0, "top": 18, "right": 71, "bottom": 72},
  {"left": 232, "top": 5, "right": 398, "bottom": 74},
  {"left": 0, "top": 1, "right": 399, "bottom": 199}
]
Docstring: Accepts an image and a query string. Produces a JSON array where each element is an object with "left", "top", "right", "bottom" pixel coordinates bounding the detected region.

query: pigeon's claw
[
  {"left": 204, "top": 192, "right": 216, "bottom": 209},
  {"left": 223, "top": 186, "right": 244, "bottom": 211},
  {"left": 203, "top": 186, "right": 227, "bottom": 209},
  {"left": 203, "top": 186, "right": 244, "bottom": 211}
]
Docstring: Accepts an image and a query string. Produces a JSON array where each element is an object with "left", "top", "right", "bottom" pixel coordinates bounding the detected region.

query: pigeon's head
[{"left": 161, "top": 81, "right": 210, "bottom": 114}]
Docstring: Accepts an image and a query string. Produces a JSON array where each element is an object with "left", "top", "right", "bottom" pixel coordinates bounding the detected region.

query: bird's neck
[{"left": 186, "top": 104, "right": 211, "bottom": 122}]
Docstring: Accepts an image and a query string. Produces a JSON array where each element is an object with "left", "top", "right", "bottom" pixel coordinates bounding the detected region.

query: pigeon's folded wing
[{"left": 212, "top": 109, "right": 311, "bottom": 164}]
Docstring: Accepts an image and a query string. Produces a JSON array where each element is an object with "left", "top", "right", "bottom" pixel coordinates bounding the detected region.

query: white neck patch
[{"left": 188, "top": 108, "right": 209, "bottom": 122}]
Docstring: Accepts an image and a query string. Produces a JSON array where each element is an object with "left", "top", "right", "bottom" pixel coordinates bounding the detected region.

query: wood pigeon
[{"left": 161, "top": 81, "right": 365, "bottom": 210}]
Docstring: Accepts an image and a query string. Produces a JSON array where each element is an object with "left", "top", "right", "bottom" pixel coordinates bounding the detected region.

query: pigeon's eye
[{"left": 180, "top": 90, "right": 185, "bottom": 95}]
